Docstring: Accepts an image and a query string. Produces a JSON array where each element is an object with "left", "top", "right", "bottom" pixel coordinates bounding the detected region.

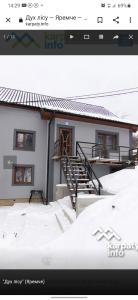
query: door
[
  {"left": 97, "top": 134, "right": 109, "bottom": 158},
  {"left": 59, "top": 127, "right": 73, "bottom": 156},
  {"left": 97, "top": 133, "right": 117, "bottom": 158}
]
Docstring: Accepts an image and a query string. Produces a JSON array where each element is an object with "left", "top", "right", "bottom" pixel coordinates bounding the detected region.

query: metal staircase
[
  {"left": 53, "top": 138, "right": 138, "bottom": 209},
  {"left": 61, "top": 145, "right": 103, "bottom": 209}
]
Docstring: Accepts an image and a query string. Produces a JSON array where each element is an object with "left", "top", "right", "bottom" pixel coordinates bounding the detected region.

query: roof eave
[
  {"left": 42, "top": 109, "right": 138, "bottom": 131},
  {"left": 0, "top": 101, "right": 137, "bottom": 131}
]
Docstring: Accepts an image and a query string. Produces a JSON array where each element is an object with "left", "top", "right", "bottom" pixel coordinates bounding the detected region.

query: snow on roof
[{"left": 0, "top": 86, "right": 137, "bottom": 125}]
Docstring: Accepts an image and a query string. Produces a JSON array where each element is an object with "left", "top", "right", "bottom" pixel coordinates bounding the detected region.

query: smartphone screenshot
[{"left": 0, "top": 0, "right": 138, "bottom": 296}]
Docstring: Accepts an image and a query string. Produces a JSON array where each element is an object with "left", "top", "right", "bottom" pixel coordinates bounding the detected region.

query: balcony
[{"left": 53, "top": 140, "right": 138, "bottom": 166}]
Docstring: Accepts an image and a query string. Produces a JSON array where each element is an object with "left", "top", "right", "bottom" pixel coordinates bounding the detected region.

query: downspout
[{"left": 46, "top": 111, "right": 55, "bottom": 204}]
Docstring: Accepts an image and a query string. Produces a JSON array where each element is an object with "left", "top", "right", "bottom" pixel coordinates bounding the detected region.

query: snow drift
[{"left": 0, "top": 166, "right": 138, "bottom": 269}]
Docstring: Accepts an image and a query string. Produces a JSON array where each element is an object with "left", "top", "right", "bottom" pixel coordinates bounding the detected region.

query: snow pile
[
  {"left": 0, "top": 166, "right": 138, "bottom": 269},
  {"left": 0, "top": 197, "right": 76, "bottom": 269},
  {"left": 42, "top": 183, "right": 138, "bottom": 269},
  {"left": 100, "top": 165, "right": 138, "bottom": 194}
]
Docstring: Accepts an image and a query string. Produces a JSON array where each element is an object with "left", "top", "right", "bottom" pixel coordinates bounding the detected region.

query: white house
[{"left": 0, "top": 86, "right": 138, "bottom": 206}]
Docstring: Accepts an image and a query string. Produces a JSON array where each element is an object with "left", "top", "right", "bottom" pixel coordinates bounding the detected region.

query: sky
[{"left": 0, "top": 55, "right": 138, "bottom": 122}]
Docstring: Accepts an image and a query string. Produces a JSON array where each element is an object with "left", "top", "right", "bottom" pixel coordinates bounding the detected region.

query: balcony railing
[
  {"left": 54, "top": 139, "right": 138, "bottom": 163},
  {"left": 76, "top": 141, "right": 138, "bottom": 162}
]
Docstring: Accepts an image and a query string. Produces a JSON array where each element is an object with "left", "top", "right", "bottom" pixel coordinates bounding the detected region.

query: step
[
  {"left": 66, "top": 175, "right": 88, "bottom": 178},
  {"left": 68, "top": 183, "right": 93, "bottom": 188},
  {"left": 66, "top": 167, "right": 85, "bottom": 170},
  {"left": 66, "top": 170, "right": 86, "bottom": 173},
  {"left": 69, "top": 181, "right": 91, "bottom": 185},
  {"left": 62, "top": 157, "right": 81, "bottom": 160},
  {"left": 65, "top": 170, "right": 85, "bottom": 174},
  {"left": 62, "top": 162, "right": 84, "bottom": 166},
  {"left": 70, "top": 159, "right": 81, "bottom": 162},
  {"left": 61, "top": 159, "right": 79, "bottom": 163},
  {"left": 62, "top": 161, "right": 82, "bottom": 165},
  {"left": 63, "top": 163, "right": 84, "bottom": 166},
  {"left": 64, "top": 171, "right": 86, "bottom": 176},
  {"left": 71, "top": 163, "right": 83, "bottom": 166},
  {"left": 69, "top": 188, "right": 95, "bottom": 192},
  {"left": 62, "top": 161, "right": 83, "bottom": 163},
  {"left": 68, "top": 156, "right": 79, "bottom": 159},
  {"left": 66, "top": 173, "right": 87, "bottom": 176},
  {"left": 69, "top": 178, "right": 89, "bottom": 182},
  {"left": 65, "top": 168, "right": 85, "bottom": 171},
  {"left": 67, "top": 178, "right": 88, "bottom": 182},
  {"left": 61, "top": 156, "right": 78, "bottom": 159},
  {"left": 63, "top": 166, "right": 84, "bottom": 170},
  {"left": 66, "top": 171, "right": 85, "bottom": 174}
]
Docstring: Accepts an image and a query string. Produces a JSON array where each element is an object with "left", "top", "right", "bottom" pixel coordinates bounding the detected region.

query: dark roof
[{"left": 0, "top": 86, "right": 136, "bottom": 125}]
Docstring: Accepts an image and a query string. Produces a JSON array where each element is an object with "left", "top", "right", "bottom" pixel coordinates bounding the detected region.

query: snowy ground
[
  {"left": 0, "top": 198, "right": 76, "bottom": 269},
  {"left": 0, "top": 166, "right": 138, "bottom": 269}
]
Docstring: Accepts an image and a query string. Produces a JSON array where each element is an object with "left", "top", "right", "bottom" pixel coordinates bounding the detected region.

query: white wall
[
  {"left": 52, "top": 118, "right": 130, "bottom": 200},
  {"left": 0, "top": 106, "right": 48, "bottom": 199},
  {"left": 55, "top": 118, "right": 130, "bottom": 149},
  {"left": 0, "top": 110, "right": 130, "bottom": 201}
]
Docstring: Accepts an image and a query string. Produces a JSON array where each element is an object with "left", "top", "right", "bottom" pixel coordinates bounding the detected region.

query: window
[
  {"left": 97, "top": 132, "right": 118, "bottom": 151},
  {"left": 12, "top": 165, "right": 34, "bottom": 185},
  {"left": 14, "top": 130, "right": 36, "bottom": 151}
]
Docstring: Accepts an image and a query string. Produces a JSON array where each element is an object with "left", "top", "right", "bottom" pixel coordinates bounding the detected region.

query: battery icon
[{"left": 22, "top": 3, "right": 27, "bottom": 7}]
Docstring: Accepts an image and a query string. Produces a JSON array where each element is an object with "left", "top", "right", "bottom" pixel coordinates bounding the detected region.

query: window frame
[
  {"left": 96, "top": 130, "right": 119, "bottom": 152},
  {"left": 12, "top": 164, "right": 34, "bottom": 186},
  {"left": 13, "top": 129, "right": 36, "bottom": 151}
]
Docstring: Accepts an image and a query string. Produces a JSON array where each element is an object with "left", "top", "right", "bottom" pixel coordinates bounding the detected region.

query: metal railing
[
  {"left": 55, "top": 139, "right": 138, "bottom": 163},
  {"left": 61, "top": 148, "right": 78, "bottom": 200},
  {"left": 76, "top": 141, "right": 96, "bottom": 158},
  {"left": 76, "top": 141, "right": 138, "bottom": 162},
  {"left": 76, "top": 142, "right": 103, "bottom": 195},
  {"left": 129, "top": 148, "right": 138, "bottom": 161},
  {"left": 92, "top": 144, "right": 132, "bottom": 162}
]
